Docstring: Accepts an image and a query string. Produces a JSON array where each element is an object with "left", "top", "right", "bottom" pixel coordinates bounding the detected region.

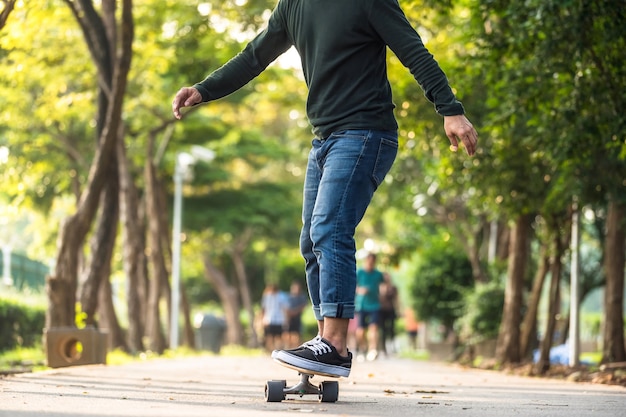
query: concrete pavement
[{"left": 0, "top": 353, "right": 623, "bottom": 417}]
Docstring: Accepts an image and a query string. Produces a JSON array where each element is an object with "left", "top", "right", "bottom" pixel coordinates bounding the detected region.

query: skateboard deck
[{"left": 265, "top": 359, "right": 340, "bottom": 402}]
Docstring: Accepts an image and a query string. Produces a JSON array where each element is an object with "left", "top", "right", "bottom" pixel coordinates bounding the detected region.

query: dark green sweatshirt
[{"left": 194, "top": 0, "right": 464, "bottom": 138}]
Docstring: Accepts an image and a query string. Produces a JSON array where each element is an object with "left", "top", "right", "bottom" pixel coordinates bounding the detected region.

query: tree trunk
[
  {"left": 144, "top": 269, "right": 166, "bottom": 353},
  {"left": 495, "top": 214, "right": 531, "bottom": 364},
  {"left": 535, "top": 233, "right": 565, "bottom": 374},
  {"left": 180, "top": 282, "right": 195, "bottom": 348},
  {"left": 0, "top": 0, "right": 16, "bottom": 30},
  {"left": 232, "top": 230, "right": 259, "bottom": 348},
  {"left": 117, "top": 137, "right": 147, "bottom": 353},
  {"left": 47, "top": 0, "right": 133, "bottom": 329},
  {"left": 602, "top": 199, "right": 626, "bottom": 363},
  {"left": 496, "top": 220, "right": 511, "bottom": 260},
  {"left": 79, "top": 158, "right": 119, "bottom": 326},
  {"left": 154, "top": 172, "right": 172, "bottom": 340},
  {"left": 467, "top": 225, "right": 487, "bottom": 283},
  {"left": 202, "top": 255, "right": 243, "bottom": 345},
  {"left": 520, "top": 244, "right": 550, "bottom": 359},
  {"left": 143, "top": 157, "right": 167, "bottom": 353},
  {"left": 447, "top": 219, "right": 488, "bottom": 284},
  {"left": 75, "top": 0, "right": 119, "bottom": 330},
  {"left": 97, "top": 274, "right": 128, "bottom": 351}
]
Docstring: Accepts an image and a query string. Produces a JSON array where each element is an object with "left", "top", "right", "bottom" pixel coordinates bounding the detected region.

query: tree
[
  {"left": 495, "top": 214, "right": 531, "bottom": 364},
  {"left": 464, "top": 0, "right": 626, "bottom": 369},
  {"left": 46, "top": 0, "right": 134, "bottom": 329},
  {"left": 602, "top": 201, "right": 626, "bottom": 363},
  {"left": 117, "top": 137, "right": 148, "bottom": 353},
  {"left": 410, "top": 239, "right": 474, "bottom": 341},
  {"left": 186, "top": 179, "right": 302, "bottom": 346},
  {"left": 534, "top": 213, "right": 570, "bottom": 373},
  {"left": 0, "top": 0, "right": 15, "bottom": 30}
]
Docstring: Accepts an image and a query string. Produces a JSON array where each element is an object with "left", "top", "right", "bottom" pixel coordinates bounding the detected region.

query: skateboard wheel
[
  {"left": 319, "top": 381, "right": 339, "bottom": 402},
  {"left": 265, "top": 380, "right": 286, "bottom": 402}
]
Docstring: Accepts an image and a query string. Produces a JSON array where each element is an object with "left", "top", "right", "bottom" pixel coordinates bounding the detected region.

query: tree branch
[{"left": 0, "top": 0, "right": 16, "bottom": 31}]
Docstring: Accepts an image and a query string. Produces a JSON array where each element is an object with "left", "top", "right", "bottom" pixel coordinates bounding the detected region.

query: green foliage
[
  {"left": 0, "top": 345, "right": 47, "bottom": 372},
  {"left": 0, "top": 1, "right": 96, "bottom": 213},
  {"left": 1, "top": 0, "right": 623, "bottom": 356},
  {"left": 468, "top": 0, "right": 626, "bottom": 212},
  {"left": 410, "top": 239, "right": 474, "bottom": 331},
  {"left": 0, "top": 297, "right": 46, "bottom": 352},
  {"left": 458, "top": 281, "right": 504, "bottom": 343}
]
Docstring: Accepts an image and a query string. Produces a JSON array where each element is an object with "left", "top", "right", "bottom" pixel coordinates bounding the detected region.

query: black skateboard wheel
[
  {"left": 265, "top": 379, "right": 286, "bottom": 402},
  {"left": 319, "top": 380, "right": 339, "bottom": 402}
]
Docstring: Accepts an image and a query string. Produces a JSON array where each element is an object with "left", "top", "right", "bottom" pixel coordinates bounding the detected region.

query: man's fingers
[
  {"left": 448, "top": 131, "right": 478, "bottom": 156},
  {"left": 444, "top": 115, "right": 478, "bottom": 156},
  {"left": 463, "top": 130, "right": 478, "bottom": 156},
  {"left": 172, "top": 87, "right": 200, "bottom": 120},
  {"left": 447, "top": 134, "right": 459, "bottom": 152},
  {"left": 172, "top": 92, "right": 185, "bottom": 119}
]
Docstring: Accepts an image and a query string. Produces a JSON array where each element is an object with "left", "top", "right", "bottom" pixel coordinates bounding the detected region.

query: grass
[
  {"left": 107, "top": 344, "right": 265, "bottom": 366},
  {"left": 580, "top": 351, "right": 602, "bottom": 366},
  {"left": 0, "top": 343, "right": 266, "bottom": 374},
  {"left": 0, "top": 345, "right": 47, "bottom": 373},
  {"left": 397, "top": 349, "right": 431, "bottom": 361}
]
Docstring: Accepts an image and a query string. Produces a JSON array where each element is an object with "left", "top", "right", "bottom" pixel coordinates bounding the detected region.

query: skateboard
[{"left": 265, "top": 361, "right": 340, "bottom": 402}]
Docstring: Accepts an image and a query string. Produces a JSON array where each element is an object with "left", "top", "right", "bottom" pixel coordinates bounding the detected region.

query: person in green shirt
[
  {"left": 355, "top": 253, "right": 385, "bottom": 361},
  {"left": 173, "top": 0, "right": 477, "bottom": 378}
]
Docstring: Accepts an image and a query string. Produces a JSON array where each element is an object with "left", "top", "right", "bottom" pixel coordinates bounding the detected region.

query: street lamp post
[
  {"left": 170, "top": 146, "right": 215, "bottom": 350},
  {"left": 569, "top": 197, "right": 580, "bottom": 367}
]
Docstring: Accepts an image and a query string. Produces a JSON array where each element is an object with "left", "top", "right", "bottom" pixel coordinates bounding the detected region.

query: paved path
[{"left": 0, "top": 354, "right": 623, "bottom": 417}]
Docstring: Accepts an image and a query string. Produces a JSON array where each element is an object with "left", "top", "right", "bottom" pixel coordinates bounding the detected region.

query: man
[
  {"left": 283, "top": 281, "right": 309, "bottom": 348},
  {"left": 355, "top": 253, "right": 384, "bottom": 362},
  {"left": 173, "top": 0, "right": 477, "bottom": 378},
  {"left": 261, "top": 284, "right": 288, "bottom": 352},
  {"left": 379, "top": 272, "right": 399, "bottom": 356}
]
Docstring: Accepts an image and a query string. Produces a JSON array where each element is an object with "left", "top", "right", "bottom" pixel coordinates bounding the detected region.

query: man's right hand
[
  {"left": 172, "top": 87, "right": 202, "bottom": 119},
  {"left": 443, "top": 114, "right": 478, "bottom": 156}
]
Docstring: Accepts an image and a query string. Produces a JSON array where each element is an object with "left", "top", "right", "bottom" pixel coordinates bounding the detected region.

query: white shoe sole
[{"left": 271, "top": 351, "right": 351, "bottom": 378}]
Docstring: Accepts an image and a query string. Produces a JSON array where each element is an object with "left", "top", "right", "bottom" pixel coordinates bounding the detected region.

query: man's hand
[
  {"left": 172, "top": 87, "right": 202, "bottom": 119},
  {"left": 444, "top": 114, "right": 478, "bottom": 156}
]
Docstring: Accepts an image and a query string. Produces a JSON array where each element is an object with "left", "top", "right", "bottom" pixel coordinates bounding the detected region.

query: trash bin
[{"left": 194, "top": 314, "right": 226, "bottom": 353}]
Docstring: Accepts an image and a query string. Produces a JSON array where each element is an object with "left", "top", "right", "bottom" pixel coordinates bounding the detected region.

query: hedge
[{"left": 0, "top": 298, "right": 46, "bottom": 352}]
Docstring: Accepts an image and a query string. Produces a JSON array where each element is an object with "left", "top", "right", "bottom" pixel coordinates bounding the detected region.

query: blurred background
[{"left": 0, "top": 0, "right": 624, "bottom": 376}]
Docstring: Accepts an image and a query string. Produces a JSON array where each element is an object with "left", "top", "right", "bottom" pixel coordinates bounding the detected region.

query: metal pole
[
  {"left": 569, "top": 198, "right": 580, "bottom": 367},
  {"left": 170, "top": 159, "right": 184, "bottom": 350},
  {"left": 168, "top": 148, "right": 212, "bottom": 350}
]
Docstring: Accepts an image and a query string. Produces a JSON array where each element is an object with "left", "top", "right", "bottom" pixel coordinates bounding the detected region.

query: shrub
[
  {"left": 409, "top": 243, "right": 474, "bottom": 334},
  {"left": 0, "top": 298, "right": 46, "bottom": 352},
  {"left": 458, "top": 281, "right": 505, "bottom": 344}
]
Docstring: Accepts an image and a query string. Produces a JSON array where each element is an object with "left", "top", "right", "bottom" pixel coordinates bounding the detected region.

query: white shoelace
[
  {"left": 305, "top": 339, "right": 332, "bottom": 355},
  {"left": 301, "top": 335, "right": 321, "bottom": 347}
]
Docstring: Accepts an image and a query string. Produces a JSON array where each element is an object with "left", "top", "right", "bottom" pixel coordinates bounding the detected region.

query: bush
[
  {"left": 0, "top": 298, "right": 46, "bottom": 352},
  {"left": 458, "top": 281, "right": 504, "bottom": 344},
  {"left": 410, "top": 243, "right": 474, "bottom": 333}
]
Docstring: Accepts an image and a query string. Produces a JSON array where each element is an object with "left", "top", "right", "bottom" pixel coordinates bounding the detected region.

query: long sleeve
[
  {"left": 194, "top": 10, "right": 292, "bottom": 102},
  {"left": 367, "top": 0, "right": 464, "bottom": 116}
]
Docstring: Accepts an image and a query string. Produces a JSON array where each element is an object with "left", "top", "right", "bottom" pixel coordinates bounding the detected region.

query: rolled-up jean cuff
[{"left": 320, "top": 303, "right": 355, "bottom": 319}]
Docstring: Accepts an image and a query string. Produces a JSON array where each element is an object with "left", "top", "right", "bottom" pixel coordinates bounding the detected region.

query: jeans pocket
[{"left": 372, "top": 135, "right": 398, "bottom": 187}]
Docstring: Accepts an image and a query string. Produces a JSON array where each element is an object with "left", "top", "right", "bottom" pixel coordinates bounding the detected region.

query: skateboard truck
[{"left": 265, "top": 372, "right": 339, "bottom": 402}]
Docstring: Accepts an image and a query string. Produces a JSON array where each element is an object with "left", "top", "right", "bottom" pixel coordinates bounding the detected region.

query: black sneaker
[
  {"left": 271, "top": 338, "right": 352, "bottom": 377},
  {"left": 283, "top": 335, "right": 321, "bottom": 352}
]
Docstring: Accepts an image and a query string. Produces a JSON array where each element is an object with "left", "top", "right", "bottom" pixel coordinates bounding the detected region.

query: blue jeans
[{"left": 299, "top": 130, "right": 398, "bottom": 320}]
